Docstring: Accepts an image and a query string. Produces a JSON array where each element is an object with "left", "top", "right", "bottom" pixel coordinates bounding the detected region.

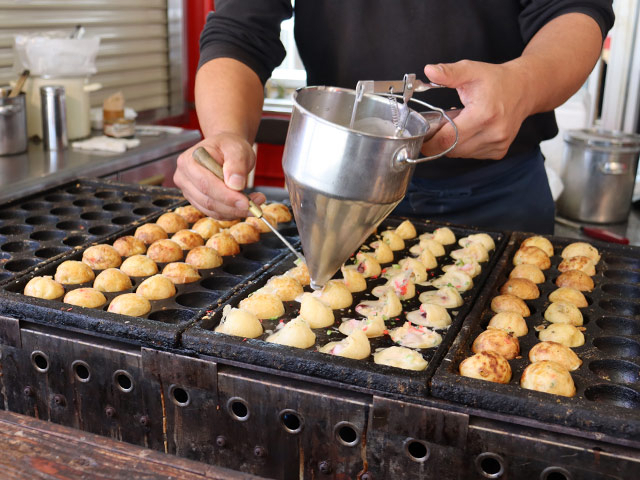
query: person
[{"left": 174, "top": 0, "right": 615, "bottom": 234}]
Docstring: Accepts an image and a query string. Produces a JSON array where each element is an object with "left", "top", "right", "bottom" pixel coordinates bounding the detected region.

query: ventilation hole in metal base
[
  {"left": 279, "top": 409, "right": 303, "bottom": 434},
  {"left": 541, "top": 467, "right": 572, "bottom": 480},
  {"left": 72, "top": 360, "right": 91, "bottom": 382},
  {"left": 31, "top": 351, "right": 49, "bottom": 373},
  {"left": 334, "top": 422, "right": 360, "bottom": 447},
  {"left": 169, "top": 385, "right": 190, "bottom": 407},
  {"left": 227, "top": 397, "right": 250, "bottom": 421},
  {"left": 404, "top": 439, "right": 429, "bottom": 462},
  {"left": 476, "top": 453, "right": 505, "bottom": 479},
  {"left": 114, "top": 370, "right": 134, "bottom": 393}
]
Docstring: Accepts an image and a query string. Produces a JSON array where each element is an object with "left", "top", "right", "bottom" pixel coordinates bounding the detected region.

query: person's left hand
[{"left": 421, "top": 60, "right": 533, "bottom": 160}]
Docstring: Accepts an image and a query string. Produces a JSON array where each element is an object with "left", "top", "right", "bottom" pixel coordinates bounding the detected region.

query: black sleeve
[
  {"left": 198, "top": 0, "right": 293, "bottom": 85},
  {"left": 518, "top": 0, "right": 615, "bottom": 43}
]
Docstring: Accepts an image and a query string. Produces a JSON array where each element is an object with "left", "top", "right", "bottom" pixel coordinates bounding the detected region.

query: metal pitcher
[
  {"left": 283, "top": 81, "right": 458, "bottom": 288},
  {"left": 0, "top": 87, "right": 28, "bottom": 155}
]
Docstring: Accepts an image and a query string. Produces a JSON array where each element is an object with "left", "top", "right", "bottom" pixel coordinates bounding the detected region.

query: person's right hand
[{"left": 173, "top": 132, "right": 266, "bottom": 220}]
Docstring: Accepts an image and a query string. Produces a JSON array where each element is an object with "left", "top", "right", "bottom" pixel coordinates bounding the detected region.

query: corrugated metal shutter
[{"left": 0, "top": 0, "right": 172, "bottom": 113}]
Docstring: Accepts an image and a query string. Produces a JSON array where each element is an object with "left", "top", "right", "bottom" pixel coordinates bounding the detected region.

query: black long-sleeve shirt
[{"left": 199, "top": 0, "right": 614, "bottom": 178}]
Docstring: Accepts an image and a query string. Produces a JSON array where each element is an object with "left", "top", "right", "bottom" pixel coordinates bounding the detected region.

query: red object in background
[{"left": 159, "top": 0, "right": 287, "bottom": 187}]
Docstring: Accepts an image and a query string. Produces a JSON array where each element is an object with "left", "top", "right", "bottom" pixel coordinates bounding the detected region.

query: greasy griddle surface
[
  {"left": 432, "top": 233, "right": 640, "bottom": 440},
  {"left": 0, "top": 211, "right": 299, "bottom": 349},
  {"left": 0, "top": 179, "right": 185, "bottom": 283},
  {"left": 181, "top": 217, "right": 506, "bottom": 396}
]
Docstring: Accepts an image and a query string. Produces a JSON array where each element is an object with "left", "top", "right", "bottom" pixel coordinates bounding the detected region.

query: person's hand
[
  {"left": 421, "top": 60, "right": 533, "bottom": 159},
  {"left": 174, "top": 132, "right": 266, "bottom": 220}
]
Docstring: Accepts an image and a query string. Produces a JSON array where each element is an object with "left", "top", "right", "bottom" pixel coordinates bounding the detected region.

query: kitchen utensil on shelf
[
  {"left": 0, "top": 85, "right": 28, "bottom": 155},
  {"left": 283, "top": 74, "right": 459, "bottom": 289},
  {"left": 8, "top": 69, "right": 29, "bottom": 98},
  {"left": 192, "top": 147, "right": 305, "bottom": 264},
  {"left": 556, "top": 128, "right": 640, "bottom": 224},
  {"left": 555, "top": 216, "right": 629, "bottom": 244},
  {"left": 40, "top": 85, "right": 68, "bottom": 151}
]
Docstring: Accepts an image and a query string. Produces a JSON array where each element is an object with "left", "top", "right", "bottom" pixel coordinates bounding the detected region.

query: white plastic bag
[{"left": 13, "top": 31, "right": 100, "bottom": 77}]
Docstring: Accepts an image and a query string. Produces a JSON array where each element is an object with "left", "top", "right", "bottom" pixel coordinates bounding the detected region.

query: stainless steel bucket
[
  {"left": 556, "top": 129, "right": 640, "bottom": 224},
  {"left": 0, "top": 87, "right": 28, "bottom": 155},
  {"left": 283, "top": 85, "right": 457, "bottom": 287}
]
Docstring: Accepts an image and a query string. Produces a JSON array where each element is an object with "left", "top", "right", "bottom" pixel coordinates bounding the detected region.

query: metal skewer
[{"left": 192, "top": 147, "right": 305, "bottom": 263}]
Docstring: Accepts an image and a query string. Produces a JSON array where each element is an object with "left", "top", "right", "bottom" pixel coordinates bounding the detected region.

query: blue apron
[{"left": 393, "top": 148, "right": 555, "bottom": 234}]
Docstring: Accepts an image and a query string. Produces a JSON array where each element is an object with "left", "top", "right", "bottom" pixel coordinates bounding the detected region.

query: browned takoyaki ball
[
  {"left": 135, "top": 223, "right": 168, "bottom": 245},
  {"left": 499, "top": 278, "right": 540, "bottom": 300},
  {"left": 558, "top": 256, "right": 596, "bottom": 276},
  {"left": 472, "top": 328, "right": 520, "bottom": 360},
  {"left": 120, "top": 255, "right": 158, "bottom": 277},
  {"left": 156, "top": 212, "right": 188, "bottom": 234},
  {"left": 146, "top": 239, "right": 184, "bottom": 264},
  {"left": 245, "top": 213, "right": 277, "bottom": 233},
  {"left": 82, "top": 244, "right": 122, "bottom": 270},
  {"left": 262, "top": 203, "right": 292, "bottom": 223},
  {"left": 206, "top": 232, "right": 241, "bottom": 256},
  {"left": 185, "top": 246, "right": 223, "bottom": 269},
  {"left": 24, "top": 276, "right": 64, "bottom": 299},
  {"left": 136, "top": 274, "right": 176, "bottom": 300},
  {"left": 521, "top": 236, "right": 554, "bottom": 257},
  {"left": 513, "top": 246, "right": 551, "bottom": 270},
  {"left": 108, "top": 293, "right": 151, "bottom": 317},
  {"left": 55, "top": 260, "right": 95, "bottom": 285},
  {"left": 93, "top": 268, "right": 132, "bottom": 293},
  {"left": 555, "top": 270, "right": 594, "bottom": 292},
  {"left": 217, "top": 219, "right": 241, "bottom": 228},
  {"left": 490, "top": 294, "right": 531, "bottom": 317},
  {"left": 171, "top": 229, "right": 204, "bottom": 250},
  {"left": 228, "top": 222, "right": 260, "bottom": 244},
  {"left": 173, "top": 205, "right": 205, "bottom": 224},
  {"left": 192, "top": 217, "right": 221, "bottom": 239},
  {"left": 459, "top": 351, "right": 512, "bottom": 384},
  {"left": 63, "top": 288, "right": 107, "bottom": 309},
  {"left": 162, "top": 262, "right": 201, "bottom": 284},
  {"left": 113, "top": 235, "right": 147, "bottom": 257},
  {"left": 509, "top": 264, "right": 545, "bottom": 284}
]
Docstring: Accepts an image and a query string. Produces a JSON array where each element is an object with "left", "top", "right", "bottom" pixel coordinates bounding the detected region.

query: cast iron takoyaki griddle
[
  {"left": 431, "top": 233, "right": 640, "bottom": 441},
  {"left": 0, "top": 178, "right": 185, "bottom": 283},
  {"left": 181, "top": 217, "right": 507, "bottom": 397},
  {"left": 0, "top": 210, "right": 300, "bottom": 349}
]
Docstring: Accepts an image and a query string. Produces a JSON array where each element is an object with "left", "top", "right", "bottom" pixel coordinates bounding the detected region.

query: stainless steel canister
[
  {"left": 556, "top": 129, "right": 640, "bottom": 224},
  {"left": 40, "top": 85, "right": 68, "bottom": 150},
  {"left": 0, "top": 87, "right": 28, "bottom": 155}
]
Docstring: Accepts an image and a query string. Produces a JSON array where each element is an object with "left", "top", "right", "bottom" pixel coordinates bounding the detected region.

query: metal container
[
  {"left": 0, "top": 87, "right": 28, "bottom": 155},
  {"left": 556, "top": 128, "right": 640, "bottom": 223},
  {"left": 40, "top": 85, "right": 68, "bottom": 151}
]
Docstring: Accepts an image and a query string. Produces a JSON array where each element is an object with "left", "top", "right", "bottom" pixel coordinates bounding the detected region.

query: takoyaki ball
[
  {"left": 82, "top": 244, "right": 122, "bottom": 270},
  {"left": 451, "top": 243, "right": 489, "bottom": 263},
  {"left": 356, "top": 289, "right": 402, "bottom": 318},
  {"left": 228, "top": 222, "right": 260, "bottom": 244},
  {"left": 120, "top": 255, "right": 158, "bottom": 277},
  {"left": 265, "top": 317, "right": 315, "bottom": 348},
  {"left": 441, "top": 259, "right": 482, "bottom": 278},
  {"left": 374, "top": 346, "right": 428, "bottom": 371},
  {"left": 424, "top": 227, "right": 456, "bottom": 245},
  {"left": 499, "top": 278, "right": 540, "bottom": 300},
  {"left": 487, "top": 311, "right": 528, "bottom": 337},
  {"left": 156, "top": 212, "right": 188, "bottom": 234},
  {"left": 113, "top": 236, "right": 147, "bottom": 257},
  {"left": 397, "top": 257, "right": 428, "bottom": 283},
  {"left": 147, "top": 239, "right": 183, "bottom": 264},
  {"left": 162, "top": 262, "right": 201, "bottom": 284},
  {"left": 206, "top": 232, "right": 241, "bottom": 256},
  {"left": 558, "top": 256, "right": 596, "bottom": 276},
  {"left": 561, "top": 242, "right": 600, "bottom": 264},
  {"left": 191, "top": 217, "right": 220, "bottom": 240},
  {"left": 538, "top": 323, "right": 585, "bottom": 347},
  {"left": 55, "top": 260, "right": 95, "bottom": 285},
  {"left": 286, "top": 262, "right": 310, "bottom": 286},
  {"left": 341, "top": 265, "right": 367, "bottom": 293},
  {"left": 24, "top": 276, "right": 65, "bottom": 300},
  {"left": 513, "top": 246, "right": 551, "bottom": 270},
  {"left": 171, "top": 230, "right": 204, "bottom": 251},
  {"left": 417, "top": 248, "right": 438, "bottom": 269},
  {"left": 406, "top": 303, "right": 452, "bottom": 329},
  {"left": 63, "top": 288, "right": 106, "bottom": 309},
  {"left": 173, "top": 205, "right": 205, "bottom": 224},
  {"left": 372, "top": 270, "right": 415, "bottom": 299},
  {"left": 93, "top": 268, "right": 132, "bottom": 293},
  {"left": 521, "top": 361, "right": 576, "bottom": 397},
  {"left": 544, "top": 301, "right": 583, "bottom": 326},
  {"left": 381, "top": 230, "right": 405, "bottom": 251},
  {"left": 394, "top": 219, "right": 417, "bottom": 240},
  {"left": 521, "top": 236, "right": 554, "bottom": 257},
  {"left": 490, "top": 294, "right": 531, "bottom": 317},
  {"left": 319, "top": 329, "right": 371, "bottom": 360},
  {"left": 418, "top": 286, "right": 463, "bottom": 309},
  {"left": 215, "top": 305, "right": 263, "bottom": 338},
  {"left": 262, "top": 275, "right": 304, "bottom": 301},
  {"left": 185, "top": 246, "right": 223, "bottom": 269},
  {"left": 239, "top": 292, "right": 285, "bottom": 319},
  {"left": 217, "top": 219, "right": 241, "bottom": 228},
  {"left": 318, "top": 280, "right": 353, "bottom": 309},
  {"left": 370, "top": 240, "right": 394, "bottom": 264},
  {"left": 261, "top": 202, "right": 292, "bottom": 223},
  {"left": 529, "top": 341, "right": 582, "bottom": 371},
  {"left": 458, "top": 233, "right": 495, "bottom": 251},
  {"left": 389, "top": 322, "right": 442, "bottom": 349},
  {"left": 107, "top": 293, "right": 151, "bottom": 317},
  {"left": 429, "top": 270, "right": 473, "bottom": 292},
  {"left": 555, "top": 270, "right": 594, "bottom": 292},
  {"left": 509, "top": 264, "right": 545, "bottom": 284},
  {"left": 299, "top": 293, "right": 334, "bottom": 328},
  {"left": 411, "top": 238, "right": 445, "bottom": 257},
  {"left": 354, "top": 252, "right": 381, "bottom": 278},
  {"left": 245, "top": 213, "right": 277, "bottom": 233},
  {"left": 136, "top": 274, "right": 176, "bottom": 300},
  {"left": 548, "top": 287, "right": 588, "bottom": 308},
  {"left": 459, "top": 351, "right": 512, "bottom": 384},
  {"left": 339, "top": 313, "right": 386, "bottom": 338},
  {"left": 472, "top": 328, "right": 520, "bottom": 360},
  {"left": 134, "top": 223, "right": 168, "bottom": 245}
]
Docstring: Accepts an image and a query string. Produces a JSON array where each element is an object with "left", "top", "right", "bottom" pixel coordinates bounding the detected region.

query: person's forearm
[
  {"left": 195, "top": 57, "right": 265, "bottom": 142},
  {"left": 508, "top": 12, "right": 604, "bottom": 116}
]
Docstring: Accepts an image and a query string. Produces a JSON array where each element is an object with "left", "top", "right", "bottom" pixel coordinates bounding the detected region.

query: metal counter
[
  {"left": 555, "top": 206, "right": 640, "bottom": 246},
  {"left": 0, "top": 128, "right": 201, "bottom": 204}
]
